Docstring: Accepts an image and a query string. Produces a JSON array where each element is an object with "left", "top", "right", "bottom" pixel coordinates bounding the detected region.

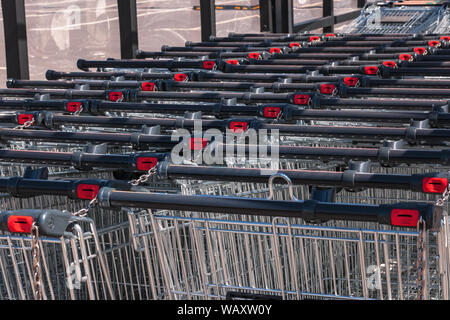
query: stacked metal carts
[{"left": 2, "top": 0, "right": 450, "bottom": 301}]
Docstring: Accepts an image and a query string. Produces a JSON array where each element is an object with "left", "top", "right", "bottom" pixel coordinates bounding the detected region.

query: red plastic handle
[
  {"left": 263, "top": 107, "right": 281, "bottom": 118},
  {"left": 174, "top": 73, "right": 188, "bottom": 82},
  {"left": 141, "top": 82, "right": 156, "bottom": 91},
  {"left": 391, "top": 209, "right": 419, "bottom": 227},
  {"left": 229, "top": 121, "right": 248, "bottom": 133},
  {"left": 189, "top": 138, "right": 207, "bottom": 150},
  {"left": 8, "top": 216, "right": 33, "bottom": 233},
  {"left": 76, "top": 184, "right": 100, "bottom": 200},
  {"left": 203, "top": 61, "right": 216, "bottom": 70},
  {"left": 343, "top": 77, "right": 359, "bottom": 87},
  {"left": 66, "top": 101, "right": 82, "bottom": 112},
  {"left": 422, "top": 177, "right": 448, "bottom": 194},
  {"left": 269, "top": 48, "right": 281, "bottom": 54},
  {"left": 382, "top": 61, "right": 397, "bottom": 68},
  {"left": 364, "top": 66, "right": 379, "bottom": 75},
  {"left": 18, "top": 114, "right": 34, "bottom": 125},
  {"left": 136, "top": 157, "right": 158, "bottom": 171},
  {"left": 320, "top": 84, "right": 336, "bottom": 95},
  {"left": 248, "top": 52, "right": 260, "bottom": 59},
  {"left": 399, "top": 54, "right": 412, "bottom": 61},
  {"left": 108, "top": 91, "right": 124, "bottom": 102},
  {"left": 428, "top": 40, "right": 441, "bottom": 47},
  {"left": 414, "top": 47, "right": 427, "bottom": 55},
  {"left": 293, "top": 94, "right": 311, "bottom": 105}
]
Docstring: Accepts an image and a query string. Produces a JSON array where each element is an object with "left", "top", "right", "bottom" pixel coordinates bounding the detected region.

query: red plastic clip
[
  {"left": 8, "top": 216, "right": 33, "bottom": 233},
  {"left": 203, "top": 61, "right": 216, "bottom": 70},
  {"left": 293, "top": 94, "right": 311, "bottom": 105},
  {"left": 66, "top": 101, "right": 82, "bottom": 113},
  {"left": 108, "top": 91, "right": 124, "bottom": 102},
  {"left": 269, "top": 48, "right": 281, "bottom": 54},
  {"left": 189, "top": 138, "right": 207, "bottom": 150},
  {"left": 309, "top": 36, "right": 321, "bottom": 42},
  {"left": 440, "top": 36, "right": 450, "bottom": 41},
  {"left": 325, "top": 33, "right": 336, "bottom": 38},
  {"left": 263, "top": 107, "right": 281, "bottom": 118},
  {"left": 136, "top": 157, "right": 158, "bottom": 171},
  {"left": 141, "top": 82, "right": 156, "bottom": 91},
  {"left": 18, "top": 114, "right": 34, "bottom": 125},
  {"left": 289, "top": 42, "right": 301, "bottom": 48},
  {"left": 320, "top": 84, "right": 336, "bottom": 95},
  {"left": 382, "top": 61, "right": 397, "bottom": 68},
  {"left": 226, "top": 59, "right": 239, "bottom": 65},
  {"left": 399, "top": 54, "right": 412, "bottom": 61},
  {"left": 391, "top": 209, "right": 420, "bottom": 227},
  {"left": 174, "top": 73, "right": 188, "bottom": 82},
  {"left": 414, "top": 47, "right": 427, "bottom": 55},
  {"left": 422, "top": 177, "right": 448, "bottom": 194},
  {"left": 428, "top": 40, "right": 441, "bottom": 47},
  {"left": 248, "top": 52, "right": 260, "bottom": 59},
  {"left": 229, "top": 121, "right": 248, "bottom": 133},
  {"left": 343, "top": 77, "right": 359, "bottom": 87},
  {"left": 364, "top": 66, "right": 379, "bottom": 75},
  {"left": 76, "top": 184, "right": 100, "bottom": 200}
]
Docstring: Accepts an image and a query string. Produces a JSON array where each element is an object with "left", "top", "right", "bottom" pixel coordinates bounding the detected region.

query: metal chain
[
  {"left": 435, "top": 183, "right": 450, "bottom": 207},
  {"left": 71, "top": 167, "right": 157, "bottom": 216},
  {"left": 130, "top": 166, "right": 157, "bottom": 186},
  {"left": 73, "top": 106, "right": 83, "bottom": 116},
  {"left": 416, "top": 217, "right": 426, "bottom": 300},
  {"left": 72, "top": 196, "right": 98, "bottom": 217},
  {"left": 31, "top": 222, "right": 42, "bottom": 300},
  {"left": 14, "top": 119, "right": 35, "bottom": 130},
  {"left": 275, "top": 110, "right": 283, "bottom": 122}
]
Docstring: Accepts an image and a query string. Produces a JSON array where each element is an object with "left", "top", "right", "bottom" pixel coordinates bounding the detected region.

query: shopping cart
[
  {"left": 1, "top": 14, "right": 450, "bottom": 302},
  {"left": 114, "top": 174, "right": 450, "bottom": 300},
  {"left": 343, "top": 1, "right": 447, "bottom": 34}
]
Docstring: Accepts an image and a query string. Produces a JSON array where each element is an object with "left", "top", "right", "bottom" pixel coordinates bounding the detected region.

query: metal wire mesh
[
  {"left": 123, "top": 208, "right": 449, "bottom": 300},
  {"left": 343, "top": 4, "right": 445, "bottom": 34}
]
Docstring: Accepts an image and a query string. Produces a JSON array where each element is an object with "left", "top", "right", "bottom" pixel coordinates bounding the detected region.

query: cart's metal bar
[{"left": 97, "top": 187, "right": 443, "bottom": 230}]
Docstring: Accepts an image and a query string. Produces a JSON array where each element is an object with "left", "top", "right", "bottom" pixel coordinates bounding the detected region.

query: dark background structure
[{"left": 0, "top": 0, "right": 362, "bottom": 82}]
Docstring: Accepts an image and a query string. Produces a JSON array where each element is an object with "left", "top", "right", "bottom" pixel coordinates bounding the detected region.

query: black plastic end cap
[
  {"left": 5, "top": 79, "right": 15, "bottom": 88},
  {"left": 45, "top": 70, "right": 58, "bottom": 80},
  {"left": 77, "top": 59, "right": 88, "bottom": 71}
]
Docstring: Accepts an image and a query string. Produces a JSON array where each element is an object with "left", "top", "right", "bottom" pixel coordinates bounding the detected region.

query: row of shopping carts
[{"left": 2, "top": 4, "right": 450, "bottom": 299}]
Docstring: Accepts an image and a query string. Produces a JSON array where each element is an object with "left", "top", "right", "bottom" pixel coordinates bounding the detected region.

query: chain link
[
  {"left": 31, "top": 222, "right": 42, "bottom": 300},
  {"left": 275, "top": 110, "right": 283, "bottom": 122},
  {"left": 70, "top": 166, "right": 157, "bottom": 216},
  {"left": 72, "top": 196, "right": 98, "bottom": 217},
  {"left": 435, "top": 183, "right": 450, "bottom": 207},
  {"left": 130, "top": 166, "right": 157, "bottom": 186},
  {"left": 73, "top": 106, "right": 83, "bottom": 116},
  {"left": 14, "top": 119, "right": 35, "bottom": 130},
  {"left": 416, "top": 217, "right": 426, "bottom": 300}
]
